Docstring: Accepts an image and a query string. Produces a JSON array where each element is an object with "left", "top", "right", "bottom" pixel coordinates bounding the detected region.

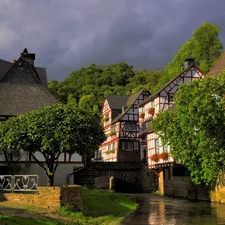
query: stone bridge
[{"left": 73, "top": 162, "right": 157, "bottom": 192}]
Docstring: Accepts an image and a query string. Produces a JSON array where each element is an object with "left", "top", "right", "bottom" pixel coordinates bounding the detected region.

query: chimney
[
  {"left": 184, "top": 58, "right": 195, "bottom": 70},
  {"left": 20, "top": 48, "right": 35, "bottom": 65}
]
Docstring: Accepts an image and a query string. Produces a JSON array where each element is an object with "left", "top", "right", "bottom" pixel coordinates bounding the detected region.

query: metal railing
[{"left": 0, "top": 175, "right": 38, "bottom": 192}]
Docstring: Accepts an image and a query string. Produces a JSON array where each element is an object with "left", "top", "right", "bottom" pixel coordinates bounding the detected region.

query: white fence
[{"left": 0, "top": 175, "right": 38, "bottom": 192}]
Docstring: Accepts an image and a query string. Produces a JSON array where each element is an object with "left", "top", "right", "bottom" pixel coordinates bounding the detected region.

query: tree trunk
[{"left": 47, "top": 174, "right": 54, "bottom": 187}]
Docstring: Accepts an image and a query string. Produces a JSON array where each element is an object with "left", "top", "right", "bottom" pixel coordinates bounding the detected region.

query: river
[{"left": 120, "top": 194, "right": 225, "bottom": 225}]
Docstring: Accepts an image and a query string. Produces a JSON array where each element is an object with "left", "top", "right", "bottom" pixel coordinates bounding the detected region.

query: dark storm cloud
[{"left": 0, "top": 0, "right": 225, "bottom": 81}]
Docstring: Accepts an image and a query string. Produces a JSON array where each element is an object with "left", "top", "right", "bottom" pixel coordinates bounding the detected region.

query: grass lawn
[{"left": 0, "top": 187, "right": 137, "bottom": 225}]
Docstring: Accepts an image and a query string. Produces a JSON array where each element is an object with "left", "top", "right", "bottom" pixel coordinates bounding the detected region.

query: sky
[{"left": 0, "top": 0, "right": 225, "bottom": 81}]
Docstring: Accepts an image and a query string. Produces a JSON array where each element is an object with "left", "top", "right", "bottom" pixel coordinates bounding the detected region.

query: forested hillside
[
  {"left": 48, "top": 21, "right": 223, "bottom": 115},
  {"left": 48, "top": 63, "right": 165, "bottom": 113}
]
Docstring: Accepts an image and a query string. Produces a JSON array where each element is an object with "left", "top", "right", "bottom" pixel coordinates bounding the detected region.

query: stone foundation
[
  {"left": 0, "top": 185, "right": 82, "bottom": 210},
  {"left": 159, "top": 168, "right": 225, "bottom": 203}
]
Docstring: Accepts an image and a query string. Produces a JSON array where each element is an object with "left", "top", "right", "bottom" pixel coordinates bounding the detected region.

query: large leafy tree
[
  {"left": 158, "top": 21, "right": 223, "bottom": 89},
  {"left": 152, "top": 73, "right": 225, "bottom": 186},
  {"left": 0, "top": 104, "right": 106, "bottom": 186}
]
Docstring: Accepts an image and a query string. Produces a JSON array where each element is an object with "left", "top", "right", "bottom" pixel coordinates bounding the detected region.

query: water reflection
[{"left": 121, "top": 194, "right": 225, "bottom": 225}]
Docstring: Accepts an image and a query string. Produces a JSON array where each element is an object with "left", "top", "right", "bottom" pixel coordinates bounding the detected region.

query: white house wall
[
  {"left": 67, "top": 153, "right": 82, "bottom": 162},
  {"left": 147, "top": 132, "right": 173, "bottom": 168},
  {"left": 25, "top": 162, "right": 84, "bottom": 186},
  {"left": 139, "top": 66, "right": 205, "bottom": 169},
  {"left": 30, "top": 151, "right": 82, "bottom": 163}
]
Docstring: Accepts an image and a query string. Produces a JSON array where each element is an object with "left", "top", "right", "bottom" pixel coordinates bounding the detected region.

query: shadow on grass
[{"left": 0, "top": 203, "right": 75, "bottom": 225}]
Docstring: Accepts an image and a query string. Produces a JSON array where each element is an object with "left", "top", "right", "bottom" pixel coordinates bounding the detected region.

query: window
[
  {"left": 141, "top": 123, "right": 146, "bottom": 132},
  {"left": 125, "top": 123, "right": 136, "bottom": 131},
  {"left": 163, "top": 144, "right": 168, "bottom": 152},
  {"left": 124, "top": 142, "right": 133, "bottom": 151},
  {"left": 111, "top": 125, "right": 116, "bottom": 132},
  {"left": 108, "top": 142, "right": 115, "bottom": 151},
  {"left": 122, "top": 141, "right": 139, "bottom": 151},
  {"left": 134, "top": 142, "right": 139, "bottom": 150},
  {"left": 168, "top": 93, "right": 174, "bottom": 103},
  {"left": 150, "top": 100, "right": 155, "bottom": 108},
  {"left": 154, "top": 138, "right": 159, "bottom": 153}
]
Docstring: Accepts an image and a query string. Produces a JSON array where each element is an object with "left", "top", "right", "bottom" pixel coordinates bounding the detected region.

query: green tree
[
  {"left": 0, "top": 117, "right": 24, "bottom": 175},
  {"left": 0, "top": 104, "right": 106, "bottom": 186},
  {"left": 78, "top": 94, "right": 96, "bottom": 112},
  {"left": 128, "top": 69, "right": 165, "bottom": 94},
  {"left": 163, "top": 21, "right": 223, "bottom": 84},
  {"left": 192, "top": 21, "right": 223, "bottom": 72},
  {"left": 152, "top": 73, "right": 225, "bottom": 186},
  {"left": 48, "top": 80, "right": 59, "bottom": 96}
]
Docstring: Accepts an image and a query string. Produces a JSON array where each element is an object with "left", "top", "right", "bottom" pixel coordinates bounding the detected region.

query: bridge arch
[
  {"left": 95, "top": 170, "right": 137, "bottom": 187},
  {"left": 73, "top": 162, "right": 157, "bottom": 192}
]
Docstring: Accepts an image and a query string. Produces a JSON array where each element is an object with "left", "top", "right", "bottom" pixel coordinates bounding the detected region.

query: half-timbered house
[
  {"left": 95, "top": 88, "right": 150, "bottom": 162},
  {"left": 138, "top": 59, "right": 205, "bottom": 170},
  {"left": 0, "top": 49, "right": 84, "bottom": 186}
]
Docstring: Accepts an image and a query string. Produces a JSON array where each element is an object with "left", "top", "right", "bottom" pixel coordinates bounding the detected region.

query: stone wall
[
  {"left": 117, "top": 149, "right": 140, "bottom": 162},
  {"left": 0, "top": 185, "right": 83, "bottom": 210},
  {"left": 140, "top": 166, "right": 158, "bottom": 193},
  {"left": 159, "top": 168, "right": 225, "bottom": 203}
]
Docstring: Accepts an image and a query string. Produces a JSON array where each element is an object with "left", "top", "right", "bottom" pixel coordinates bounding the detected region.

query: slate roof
[
  {"left": 0, "top": 49, "right": 60, "bottom": 116},
  {"left": 208, "top": 50, "right": 225, "bottom": 76},
  {"left": 106, "top": 95, "right": 128, "bottom": 110},
  {"left": 105, "top": 89, "right": 149, "bottom": 123},
  {"left": 0, "top": 59, "right": 48, "bottom": 89},
  {"left": 0, "top": 59, "right": 12, "bottom": 81}
]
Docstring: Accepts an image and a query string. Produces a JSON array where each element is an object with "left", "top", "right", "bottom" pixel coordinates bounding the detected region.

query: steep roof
[
  {"left": 0, "top": 50, "right": 60, "bottom": 116},
  {"left": 106, "top": 95, "right": 128, "bottom": 110},
  {"left": 208, "top": 50, "right": 225, "bottom": 76},
  {"left": 0, "top": 58, "right": 48, "bottom": 88},
  {"left": 126, "top": 89, "right": 146, "bottom": 106},
  {"left": 106, "top": 89, "right": 147, "bottom": 111},
  {"left": 0, "top": 59, "right": 12, "bottom": 80},
  {"left": 105, "top": 89, "right": 149, "bottom": 123}
]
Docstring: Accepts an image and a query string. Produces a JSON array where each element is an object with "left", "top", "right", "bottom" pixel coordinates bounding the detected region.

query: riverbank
[{"left": 0, "top": 187, "right": 138, "bottom": 225}]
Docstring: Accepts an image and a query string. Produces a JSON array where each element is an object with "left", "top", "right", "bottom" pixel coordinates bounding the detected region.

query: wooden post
[{"left": 109, "top": 176, "right": 113, "bottom": 190}]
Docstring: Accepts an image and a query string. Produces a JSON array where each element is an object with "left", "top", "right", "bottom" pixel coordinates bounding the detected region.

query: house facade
[
  {"left": 0, "top": 49, "right": 84, "bottom": 186},
  {"left": 138, "top": 59, "right": 205, "bottom": 194},
  {"left": 94, "top": 89, "right": 150, "bottom": 162}
]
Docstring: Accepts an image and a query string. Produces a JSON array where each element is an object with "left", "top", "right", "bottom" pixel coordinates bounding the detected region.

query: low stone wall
[{"left": 0, "top": 185, "right": 82, "bottom": 210}]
